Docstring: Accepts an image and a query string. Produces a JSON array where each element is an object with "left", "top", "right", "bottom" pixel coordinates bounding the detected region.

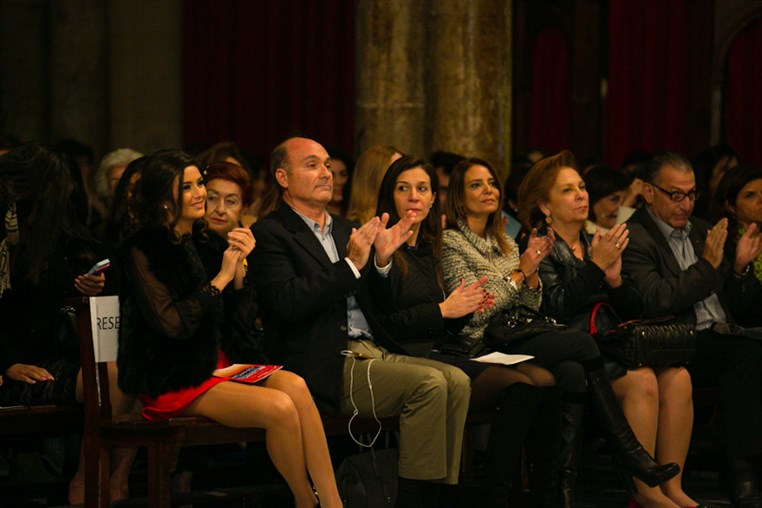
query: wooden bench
[
  {"left": 0, "top": 404, "right": 82, "bottom": 437},
  {"left": 0, "top": 307, "right": 84, "bottom": 439}
]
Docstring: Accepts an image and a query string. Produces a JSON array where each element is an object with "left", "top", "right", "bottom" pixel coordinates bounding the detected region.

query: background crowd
[{"left": 0, "top": 134, "right": 761, "bottom": 508}]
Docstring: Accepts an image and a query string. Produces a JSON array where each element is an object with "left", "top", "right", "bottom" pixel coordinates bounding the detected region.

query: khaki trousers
[{"left": 341, "top": 339, "right": 470, "bottom": 484}]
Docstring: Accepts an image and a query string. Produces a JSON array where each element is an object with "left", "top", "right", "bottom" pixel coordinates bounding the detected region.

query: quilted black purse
[
  {"left": 483, "top": 303, "right": 567, "bottom": 350},
  {"left": 590, "top": 302, "right": 696, "bottom": 369}
]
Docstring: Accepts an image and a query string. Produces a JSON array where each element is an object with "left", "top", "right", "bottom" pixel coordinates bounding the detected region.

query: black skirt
[{"left": 428, "top": 350, "right": 491, "bottom": 381}]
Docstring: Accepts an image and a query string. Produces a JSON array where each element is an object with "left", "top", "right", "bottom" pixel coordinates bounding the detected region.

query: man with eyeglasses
[{"left": 622, "top": 151, "right": 762, "bottom": 508}]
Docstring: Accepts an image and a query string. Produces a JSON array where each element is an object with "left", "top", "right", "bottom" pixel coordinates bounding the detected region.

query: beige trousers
[{"left": 341, "top": 339, "right": 470, "bottom": 484}]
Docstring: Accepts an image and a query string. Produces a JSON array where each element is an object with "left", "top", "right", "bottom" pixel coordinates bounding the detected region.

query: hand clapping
[
  {"left": 373, "top": 211, "right": 416, "bottom": 267},
  {"left": 346, "top": 216, "right": 381, "bottom": 270},
  {"left": 439, "top": 276, "right": 496, "bottom": 319},
  {"left": 702, "top": 218, "right": 728, "bottom": 269},
  {"left": 519, "top": 228, "right": 555, "bottom": 276},
  {"left": 590, "top": 224, "right": 629, "bottom": 270},
  {"left": 734, "top": 223, "right": 762, "bottom": 274},
  {"left": 227, "top": 228, "right": 256, "bottom": 260}
]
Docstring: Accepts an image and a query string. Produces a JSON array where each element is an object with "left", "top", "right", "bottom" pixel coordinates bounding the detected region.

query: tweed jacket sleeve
[{"left": 441, "top": 225, "right": 541, "bottom": 338}]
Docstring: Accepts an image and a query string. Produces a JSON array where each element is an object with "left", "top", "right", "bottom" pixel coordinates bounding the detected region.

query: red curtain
[
  {"left": 605, "top": 0, "right": 688, "bottom": 166},
  {"left": 725, "top": 16, "right": 762, "bottom": 166},
  {"left": 182, "top": 0, "right": 355, "bottom": 159},
  {"left": 528, "top": 24, "right": 572, "bottom": 154}
]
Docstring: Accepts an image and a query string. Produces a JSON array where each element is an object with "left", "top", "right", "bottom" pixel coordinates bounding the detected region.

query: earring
[
  {"left": 545, "top": 215, "right": 552, "bottom": 225},
  {"left": 162, "top": 204, "right": 169, "bottom": 210}
]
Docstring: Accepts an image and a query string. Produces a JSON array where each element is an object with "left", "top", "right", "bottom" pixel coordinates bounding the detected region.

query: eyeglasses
[{"left": 650, "top": 183, "right": 700, "bottom": 202}]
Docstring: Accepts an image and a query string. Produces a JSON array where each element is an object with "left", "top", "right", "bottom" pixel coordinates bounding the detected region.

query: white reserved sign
[{"left": 89, "top": 296, "right": 120, "bottom": 362}]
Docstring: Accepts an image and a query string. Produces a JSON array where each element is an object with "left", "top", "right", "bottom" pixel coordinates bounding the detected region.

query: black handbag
[
  {"left": 483, "top": 303, "right": 567, "bottom": 350},
  {"left": 590, "top": 302, "right": 696, "bottom": 369},
  {"left": 336, "top": 447, "right": 398, "bottom": 508},
  {"left": 433, "top": 335, "right": 489, "bottom": 358}
]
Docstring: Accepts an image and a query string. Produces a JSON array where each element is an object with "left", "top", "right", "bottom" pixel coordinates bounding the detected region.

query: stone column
[
  {"left": 0, "top": 0, "right": 49, "bottom": 142},
  {"left": 355, "top": 0, "right": 427, "bottom": 157},
  {"left": 48, "top": 0, "right": 108, "bottom": 156},
  {"left": 427, "top": 0, "right": 512, "bottom": 177},
  {"left": 108, "top": 0, "right": 182, "bottom": 153}
]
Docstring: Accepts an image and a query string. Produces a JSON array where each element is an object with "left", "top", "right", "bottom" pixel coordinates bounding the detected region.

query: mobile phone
[{"left": 86, "top": 258, "right": 111, "bottom": 275}]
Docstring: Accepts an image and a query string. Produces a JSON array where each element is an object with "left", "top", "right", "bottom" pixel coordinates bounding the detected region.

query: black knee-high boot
[
  {"left": 483, "top": 383, "right": 543, "bottom": 508},
  {"left": 584, "top": 359, "right": 680, "bottom": 487},
  {"left": 525, "top": 386, "right": 562, "bottom": 508},
  {"left": 557, "top": 394, "right": 586, "bottom": 508}
]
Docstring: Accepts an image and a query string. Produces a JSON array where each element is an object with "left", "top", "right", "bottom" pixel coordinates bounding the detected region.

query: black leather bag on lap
[
  {"left": 590, "top": 302, "right": 696, "bottom": 369},
  {"left": 483, "top": 303, "right": 567, "bottom": 350}
]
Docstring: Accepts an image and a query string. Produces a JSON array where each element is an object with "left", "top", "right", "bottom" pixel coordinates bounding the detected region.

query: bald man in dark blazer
[{"left": 250, "top": 137, "right": 470, "bottom": 507}]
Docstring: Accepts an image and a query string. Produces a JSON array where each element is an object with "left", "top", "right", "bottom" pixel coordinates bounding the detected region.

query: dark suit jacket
[
  {"left": 249, "top": 205, "right": 402, "bottom": 414},
  {"left": 622, "top": 207, "right": 757, "bottom": 325}
]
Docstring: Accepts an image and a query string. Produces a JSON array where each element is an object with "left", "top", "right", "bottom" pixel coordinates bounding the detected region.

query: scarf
[{"left": 0, "top": 202, "right": 19, "bottom": 297}]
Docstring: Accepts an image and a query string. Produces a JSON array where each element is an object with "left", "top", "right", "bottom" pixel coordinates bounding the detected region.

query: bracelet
[
  {"left": 734, "top": 264, "right": 751, "bottom": 278},
  {"left": 509, "top": 269, "right": 526, "bottom": 285},
  {"left": 202, "top": 283, "right": 222, "bottom": 298}
]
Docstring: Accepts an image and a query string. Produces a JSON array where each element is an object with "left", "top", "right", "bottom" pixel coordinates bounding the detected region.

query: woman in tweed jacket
[
  {"left": 441, "top": 158, "right": 678, "bottom": 508},
  {"left": 371, "top": 155, "right": 561, "bottom": 507}
]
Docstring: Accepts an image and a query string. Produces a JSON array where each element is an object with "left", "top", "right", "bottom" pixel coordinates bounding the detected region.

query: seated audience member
[
  {"left": 96, "top": 148, "right": 144, "bottom": 206},
  {"left": 503, "top": 158, "right": 532, "bottom": 239},
  {"left": 347, "top": 144, "right": 403, "bottom": 225},
  {"left": 443, "top": 158, "right": 678, "bottom": 508},
  {"left": 203, "top": 161, "right": 254, "bottom": 239},
  {"left": 325, "top": 146, "right": 354, "bottom": 217},
  {"left": 196, "top": 141, "right": 265, "bottom": 225},
  {"left": 622, "top": 150, "right": 652, "bottom": 211},
  {"left": 711, "top": 164, "right": 762, "bottom": 326},
  {"left": 524, "top": 151, "right": 698, "bottom": 508},
  {"left": 621, "top": 152, "right": 762, "bottom": 508},
  {"left": 250, "top": 137, "right": 470, "bottom": 508},
  {"left": 100, "top": 157, "right": 147, "bottom": 295},
  {"left": 372, "top": 155, "right": 561, "bottom": 507},
  {"left": 430, "top": 150, "right": 466, "bottom": 210},
  {"left": 116, "top": 149, "right": 342, "bottom": 508},
  {"left": 526, "top": 147, "right": 546, "bottom": 164},
  {"left": 105, "top": 158, "right": 145, "bottom": 249},
  {"left": 0, "top": 143, "right": 136, "bottom": 504},
  {"left": 693, "top": 144, "right": 739, "bottom": 220},
  {"left": 196, "top": 140, "right": 251, "bottom": 173},
  {"left": 584, "top": 165, "right": 634, "bottom": 234},
  {"left": 54, "top": 138, "right": 99, "bottom": 225}
]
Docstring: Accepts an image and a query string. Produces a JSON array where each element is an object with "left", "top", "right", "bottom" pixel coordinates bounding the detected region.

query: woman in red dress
[{"left": 116, "top": 149, "right": 341, "bottom": 508}]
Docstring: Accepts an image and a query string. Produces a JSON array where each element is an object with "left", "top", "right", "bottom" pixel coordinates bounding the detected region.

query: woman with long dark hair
[
  {"left": 712, "top": 164, "right": 762, "bottom": 326},
  {"left": 0, "top": 143, "right": 137, "bottom": 504},
  {"left": 372, "top": 155, "right": 561, "bottom": 507},
  {"left": 116, "top": 149, "right": 341, "bottom": 508}
]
